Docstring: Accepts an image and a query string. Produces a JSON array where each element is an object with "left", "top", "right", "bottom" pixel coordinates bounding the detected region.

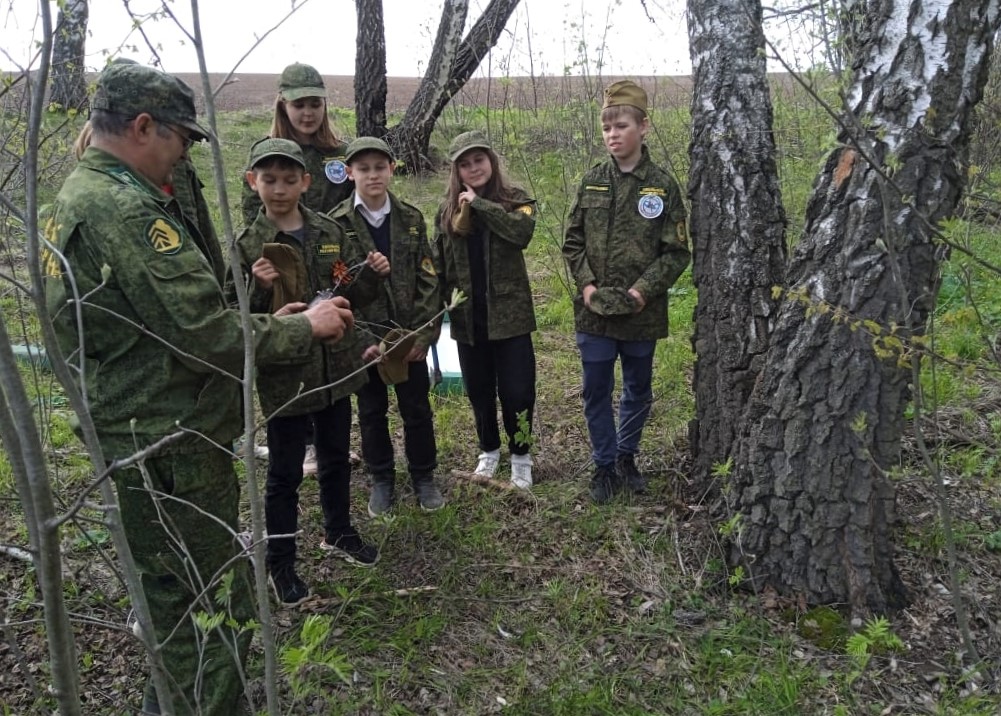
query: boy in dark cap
[
  {"left": 44, "top": 63, "right": 356, "bottom": 714},
  {"left": 563, "top": 80, "right": 691, "bottom": 504},
  {"left": 234, "top": 138, "right": 390, "bottom": 605},
  {"left": 328, "top": 137, "right": 444, "bottom": 516}
]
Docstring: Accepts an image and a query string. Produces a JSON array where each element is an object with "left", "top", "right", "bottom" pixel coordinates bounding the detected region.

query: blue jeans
[{"left": 576, "top": 332, "right": 655, "bottom": 467}]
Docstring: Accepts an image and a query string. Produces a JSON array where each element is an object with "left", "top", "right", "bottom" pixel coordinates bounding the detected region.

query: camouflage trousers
[{"left": 114, "top": 448, "right": 254, "bottom": 715}]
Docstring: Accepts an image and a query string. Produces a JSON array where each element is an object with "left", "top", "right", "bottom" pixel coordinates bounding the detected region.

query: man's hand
[
  {"left": 251, "top": 257, "right": 279, "bottom": 290},
  {"left": 582, "top": 283, "right": 597, "bottom": 308},
  {"left": 275, "top": 301, "right": 307, "bottom": 317},
  {"left": 303, "top": 295, "right": 354, "bottom": 341},
  {"left": 628, "top": 288, "right": 646, "bottom": 312}
]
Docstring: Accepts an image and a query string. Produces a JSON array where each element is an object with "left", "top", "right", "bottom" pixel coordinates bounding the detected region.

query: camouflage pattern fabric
[
  {"left": 171, "top": 157, "right": 226, "bottom": 285},
  {"left": 327, "top": 191, "right": 441, "bottom": 349},
  {"left": 231, "top": 204, "right": 379, "bottom": 417},
  {"left": 241, "top": 141, "right": 353, "bottom": 226},
  {"left": 44, "top": 147, "right": 314, "bottom": 456},
  {"left": 433, "top": 189, "right": 538, "bottom": 345},
  {"left": 119, "top": 450, "right": 253, "bottom": 715},
  {"left": 563, "top": 145, "right": 691, "bottom": 341}
]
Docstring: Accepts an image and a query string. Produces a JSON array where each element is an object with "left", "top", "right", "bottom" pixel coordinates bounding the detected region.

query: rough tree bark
[
  {"left": 353, "top": 0, "right": 521, "bottom": 171},
  {"left": 730, "top": 0, "right": 1000, "bottom": 612},
  {"left": 354, "top": 0, "right": 388, "bottom": 138},
  {"left": 49, "top": 0, "right": 89, "bottom": 111},
  {"left": 687, "top": 0, "right": 787, "bottom": 482}
]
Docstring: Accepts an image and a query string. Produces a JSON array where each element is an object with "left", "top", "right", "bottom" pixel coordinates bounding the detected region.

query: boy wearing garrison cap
[
  {"left": 233, "top": 138, "right": 391, "bottom": 606},
  {"left": 45, "top": 63, "right": 357, "bottom": 714},
  {"left": 328, "top": 137, "right": 444, "bottom": 516},
  {"left": 562, "top": 80, "right": 691, "bottom": 504}
]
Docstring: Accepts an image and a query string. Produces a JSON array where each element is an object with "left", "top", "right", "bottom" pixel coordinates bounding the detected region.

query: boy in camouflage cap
[
  {"left": 563, "top": 80, "right": 691, "bottom": 504},
  {"left": 45, "top": 62, "right": 356, "bottom": 715}
]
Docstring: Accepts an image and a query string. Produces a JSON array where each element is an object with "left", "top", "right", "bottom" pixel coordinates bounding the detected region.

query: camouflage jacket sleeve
[
  {"left": 410, "top": 210, "right": 441, "bottom": 350},
  {"left": 469, "top": 191, "right": 536, "bottom": 249},
  {"left": 562, "top": 178, "right": 597, "bottom": 291},
  {"left": 229, "top": 214, "right": 278, "bottom": 314}
]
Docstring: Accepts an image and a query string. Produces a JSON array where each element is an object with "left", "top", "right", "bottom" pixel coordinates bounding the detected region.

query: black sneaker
[
  {"left": 321, "top": 527, "right": 380, "bottom": 567},
  {"left": 269, "top": 566, "right": 310, "bottom": 606},
  {"left": 589, "top": 464, "right": 622, "bottom": 504},
  {"left": 616, "top": 453, "right": 647, "bottom": 493},
  {"left": 413, "top": 475, "right": 445, "bottom": 511},
  {"left": 368, "top": 474, "right": 395, "bottom": 517}
]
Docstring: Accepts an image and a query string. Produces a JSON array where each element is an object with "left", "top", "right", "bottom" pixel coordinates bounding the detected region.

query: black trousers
[
  {"left": 456, "top": 332, "right": 536, "bottom": 456},
  {"left": 265, "top": 399, "right": 352, "bottom": 572},
  {"left": 356, "top": 362, "right": 437, "bottom": 479}
]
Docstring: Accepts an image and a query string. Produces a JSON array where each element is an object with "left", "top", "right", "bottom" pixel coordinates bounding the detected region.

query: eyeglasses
[{"left": 159, "top": 121, "right": 195, "bottom": 150}]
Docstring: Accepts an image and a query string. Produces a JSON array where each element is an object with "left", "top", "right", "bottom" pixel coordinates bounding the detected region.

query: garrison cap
[
  {"left": 590, "top": 287, "right": 637, "bottom": 316},
  {"left": 344, "top": 136, "right": 394, "bottom": 164},
  {"left": 92, "top": 63, "right": 211, "bottom": 141},
  {"left": 247, "top": 137, "right": 307, "bottom": 169},
  {"left": 278, "top": 63, "right": 326, "bottom": 101},
  {"left": 447, "top": 130, "right": 492, "bottom": 162},
  {"left": 602, "top": 80, "right": 648, "bottom": 114}
]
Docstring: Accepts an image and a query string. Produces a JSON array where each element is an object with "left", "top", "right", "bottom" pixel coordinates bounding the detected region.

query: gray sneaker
[
  {"left": 368, "top": 474, "right": 395, "bottom": 517},
  {"left": 413, "top": 476, "right": 445, "bottom": 511}
]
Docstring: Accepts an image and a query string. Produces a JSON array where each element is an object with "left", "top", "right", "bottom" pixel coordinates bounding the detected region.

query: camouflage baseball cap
[
  {"left": 590, "top": 287, "right": 637, "bottom": 316},
  {"left": 345, "top": 136, "right": 394, "bottom": 164},
  {"left": 278, "top": 63, "right": 326, "bottom": 101},
  {"left": 447, "top": 130, "right": 492, "bottom": 162},
  {"left": 247, "top": 138, "right": 306, "bottom": 170},
  {"left": 91, "top": 63, "right": 211, "bottom": 141},
  {"left": 602, "top": 80, "right": 648, "bottom": 114}
]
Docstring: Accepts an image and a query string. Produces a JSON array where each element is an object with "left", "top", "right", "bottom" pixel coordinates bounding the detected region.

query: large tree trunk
[
  {"left": 354, "top": 0, "right": 388, "bottom": 138},
  {"left": 687, "top": 0, "right": 787, "bottom": 482},
  {"left": 382, "top": 0, "right": 521, "bottom": 171},
  {"left": 731, "top": 0, "right": 1000, "bottom": 613},
  {"left": 49, "top": 0, "right": 89, "bottom": 112}
]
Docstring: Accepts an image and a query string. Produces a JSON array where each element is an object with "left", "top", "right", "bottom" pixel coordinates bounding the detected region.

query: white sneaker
[
  {"left": 474, "top": 450, "right": 500, "bottom": 477},
  {"left": 253, "top": 444, "right": 270, "bottom": 460},
  {"left": 303, "top": 445, "right": 318, "bottom": 476},
  {"left": 510, "top": 453, "right": 533, "bottom": 489}
]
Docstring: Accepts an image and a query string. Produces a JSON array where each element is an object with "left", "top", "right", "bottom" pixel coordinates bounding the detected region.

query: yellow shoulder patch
[
  {"left": 517, "top": 204, "right": 534, "bottom": 216},
  {"left": 41, "top": 248, "right": 62, "bottom": 277},
  {"left": 147, "top": 218, "right": 183, "bottom": 255},
  {"left": 420, "top": 256, "right": 436, "bottom": 276}
]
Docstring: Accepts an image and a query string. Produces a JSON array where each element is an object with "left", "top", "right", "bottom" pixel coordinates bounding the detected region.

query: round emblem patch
[
  {"left": 637, "top": 194, "right": 664, "bottom": 219},
  {"left": 324, "top": 159, "right": 347, "bottom": 184},
  {"left": 146, "top": 217, "right": 183, "bottom": 254}
]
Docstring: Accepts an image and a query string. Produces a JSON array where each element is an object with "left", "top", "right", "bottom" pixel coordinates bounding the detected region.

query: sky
[{"left": 1, "top": 0, "right": 695, "bottom": 78}]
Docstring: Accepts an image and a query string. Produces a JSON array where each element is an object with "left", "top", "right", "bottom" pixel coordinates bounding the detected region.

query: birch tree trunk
[
  {"left": 731, "top": 0, "right": 1001, "bottom": 612},
  {"left": 352, "top": 0, "right": 521, "bottom": 171},
  {"left": 354, "top": 0, "right": 388, "bottom": 138},
  {"left": 49, "top": 0, "right": 89, "bottom": 111},
  {"left": 687, "top": 0, "right": 787, "bottom": 482}
]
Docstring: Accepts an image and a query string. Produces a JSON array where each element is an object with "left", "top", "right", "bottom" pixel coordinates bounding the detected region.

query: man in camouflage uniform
[
  {"left": 43, "top": 62, "right": 355, "bottom": 715},
  {"left": 563, "top": 80, "right": 691, "bottom": 503}
]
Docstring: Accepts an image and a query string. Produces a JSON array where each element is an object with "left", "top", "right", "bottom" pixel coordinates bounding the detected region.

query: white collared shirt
[{"left": 354, "top": 193, "right": 391, "bottom": 228}]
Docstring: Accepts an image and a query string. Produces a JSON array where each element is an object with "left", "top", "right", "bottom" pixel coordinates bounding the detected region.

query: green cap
[
  {"left": 248, "top": 138, "right": 306, "bottom": 169},
  {"left": 447, "top": 130, "right": 492, "bottom": 162},
  {"left": 92, "top": 63, "right": 211, "bottom": 141},
  {"left": 344, "top": 136, "right": 394, "bottom": 164},
  {"left": 278, "top": 63, "right": 326, "bottom": 101},
  {"left": 589, "top": 287, "right": 637, "bottom": 316},
  {"left": 602, "top": 80, "right": 648, "bottom": 114}
]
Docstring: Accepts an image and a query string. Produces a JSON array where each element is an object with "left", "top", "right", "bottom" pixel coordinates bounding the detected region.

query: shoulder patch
[
  {"left": 146, "top": 217, "right": 183, "bottom": 254},
  {"left": 41, "top": 247, "right": 62, "bottom": 277},
  {"left": 409, "top": 225, "right": 419, "bottom": 236},
  {"left": 420, "top": 256, "right": 436, "bottom": 276},
  {"left": 516, "top": 204, "right": 534, "bottom": 216}
]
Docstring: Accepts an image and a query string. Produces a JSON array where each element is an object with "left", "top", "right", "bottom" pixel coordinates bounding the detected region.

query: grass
[{"left": 2, "top": 77, "right": 1001, "bottom": 714}]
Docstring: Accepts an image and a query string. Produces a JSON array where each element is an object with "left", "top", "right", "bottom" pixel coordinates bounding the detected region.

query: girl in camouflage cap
[{"left": 435, "top": 131, "right": 539, "bottom": 489}]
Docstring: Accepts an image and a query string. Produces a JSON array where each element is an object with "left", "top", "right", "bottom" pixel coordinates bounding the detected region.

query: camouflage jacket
[
  {"left": 433, "top": 189, "right": 538, "bottom": 345},
  {"left": 241, "top": 140, "right": 353, "bottom": 225},
  {"left": 563, "top": 145, "right": 690, "bottom": 340},
  {"left": 231, "top": 205, "right": 379, "bottom": 417},
  {"left": 43, "top": 147, "right": 315, "bottom": 457},
  {"left": 327, "top": 191, "right": 440, "bottom": 349},
  {"left": 171, "top": 156, "right": 223, "bottom": 279}
]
